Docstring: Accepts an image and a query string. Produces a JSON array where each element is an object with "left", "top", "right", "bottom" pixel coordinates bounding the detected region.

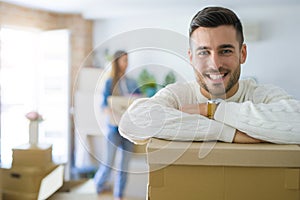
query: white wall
[
  {"left": 237, "top": 5, "right": 300, "bottom": 99},
  {"left": 93, "top": 4, "right": 300, "bottom": 99},
  {"left": 93, "top": 12, "right": 195, "bottom": 85}
]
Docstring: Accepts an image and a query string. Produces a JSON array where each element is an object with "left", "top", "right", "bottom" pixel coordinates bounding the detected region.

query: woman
[{"left": 94, "top": 50, "right": 140, "bottom": 200}]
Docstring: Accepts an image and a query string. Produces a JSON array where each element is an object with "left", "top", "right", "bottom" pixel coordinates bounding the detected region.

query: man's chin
[{"left": 206, "top": 88, "right": 227, "bottom": 98}]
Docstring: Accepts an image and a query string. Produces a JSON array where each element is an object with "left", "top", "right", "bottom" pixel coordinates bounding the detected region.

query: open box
[
  {"left": 147, "top": 138, "right": 300, "bottom": 200},
  {"left": 0, "top": 144, "right": 64, "bottom": 200}
]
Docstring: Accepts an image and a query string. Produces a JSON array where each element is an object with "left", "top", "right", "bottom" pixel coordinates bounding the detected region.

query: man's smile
[{"left": 204, "top": 72, "right": 229, "bottom": 83}]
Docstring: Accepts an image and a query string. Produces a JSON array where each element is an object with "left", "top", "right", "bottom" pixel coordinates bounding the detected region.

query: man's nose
[{"left": 210, "top": 53, "right": 222, "bottom": 69}]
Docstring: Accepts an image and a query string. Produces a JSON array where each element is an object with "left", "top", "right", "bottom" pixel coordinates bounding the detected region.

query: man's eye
[
  {"left": 220, "top": 49, "right": 233, "bottom": 54},
  {"left": 197, "top": 51, "right": 209, "bottom": 56}
]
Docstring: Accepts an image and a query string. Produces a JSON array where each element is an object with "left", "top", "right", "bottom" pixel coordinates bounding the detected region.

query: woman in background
[{"left": 94, "top": 50, "right": 140, "bottom": 200}]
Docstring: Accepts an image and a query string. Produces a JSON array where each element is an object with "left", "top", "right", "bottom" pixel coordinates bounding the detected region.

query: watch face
[{"left": 207, "top": 98, "right": 222, "bottom": 105}]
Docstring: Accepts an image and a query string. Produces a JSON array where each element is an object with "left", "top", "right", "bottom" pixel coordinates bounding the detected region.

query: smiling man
[
  {"left": 190, "top": 26, "right": 245, "bottom": 99},
  {"left": 119, "top": 7, "right": 300, "bottom": 144}
]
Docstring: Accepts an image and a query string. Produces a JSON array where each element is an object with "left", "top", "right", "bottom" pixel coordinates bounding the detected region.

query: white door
[{"left": 0, "top": 27, "right": 71, "bottom": 179}]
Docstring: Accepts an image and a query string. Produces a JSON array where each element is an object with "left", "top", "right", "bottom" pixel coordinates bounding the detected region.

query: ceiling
[{"left": 1, "top": 0, "right": 300, "bottom": 19}]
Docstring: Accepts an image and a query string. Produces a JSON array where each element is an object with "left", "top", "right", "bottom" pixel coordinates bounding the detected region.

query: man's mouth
[{"left": 205, "top": 73, "right": 228, "bottom": 82}]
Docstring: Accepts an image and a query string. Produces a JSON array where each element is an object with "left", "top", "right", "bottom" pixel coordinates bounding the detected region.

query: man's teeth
[{"left": 209, "top": 74, "right": 224, "bottom": 80}]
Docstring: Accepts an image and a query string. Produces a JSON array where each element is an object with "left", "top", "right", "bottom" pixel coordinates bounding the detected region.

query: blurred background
[{"left": 0, "top": 0, "right": 300, "bottom": 199}]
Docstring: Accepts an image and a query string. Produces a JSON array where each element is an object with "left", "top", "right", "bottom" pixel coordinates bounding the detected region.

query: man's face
[{"left": 189, "top": 25, "right": 247, "bottom": 99}]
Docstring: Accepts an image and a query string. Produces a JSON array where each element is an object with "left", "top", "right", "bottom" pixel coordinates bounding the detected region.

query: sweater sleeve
[
  {"left": 214, "top": 99, "right": 300, "bottom": 144},
  {"left": 119, "top": 84, "right": 236, "bottom": 144}
]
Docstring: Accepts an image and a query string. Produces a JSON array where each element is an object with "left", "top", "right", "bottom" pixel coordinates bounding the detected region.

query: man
[{"left": 119, "top": 7, "right": 300, "bottom": 144}]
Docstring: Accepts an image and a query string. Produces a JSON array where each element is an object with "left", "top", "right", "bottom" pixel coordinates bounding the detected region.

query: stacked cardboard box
[
  {"left": 1, "top": 144, "right": 64, "bottom": 200},
  {"left": 147, "top": 138, "right": 300, "bottom": 200}
]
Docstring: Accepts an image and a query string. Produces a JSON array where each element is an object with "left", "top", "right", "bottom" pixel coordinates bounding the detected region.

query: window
[{"left": 0, "top": 27, "right": 71, "bottom": 178}]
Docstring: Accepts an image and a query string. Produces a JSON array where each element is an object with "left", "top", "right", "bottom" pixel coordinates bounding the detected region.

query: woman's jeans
[{"left": 94, "top": 127, "right": 134, "bottom": 198}]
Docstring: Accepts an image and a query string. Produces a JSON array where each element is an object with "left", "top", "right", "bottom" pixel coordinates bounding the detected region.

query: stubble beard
[{"left": 196, "top": 65, "right": 241, "bottom": 98}]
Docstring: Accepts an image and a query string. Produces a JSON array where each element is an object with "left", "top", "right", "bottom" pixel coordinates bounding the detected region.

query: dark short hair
[{"left": 189, "top": 7, "right": 244, "bottom": 47}]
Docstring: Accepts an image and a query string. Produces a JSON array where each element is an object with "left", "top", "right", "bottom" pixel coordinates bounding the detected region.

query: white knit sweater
[{"left": 119, "top": 79, "right": 300, "bottom": 144}]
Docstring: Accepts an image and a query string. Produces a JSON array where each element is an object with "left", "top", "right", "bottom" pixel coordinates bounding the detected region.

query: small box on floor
[
  {"left": 1, "top": 144, "right": 64, "bottom": 200},
  {"left": 147, "top": 138, "right": 300, "bottom": 200}
]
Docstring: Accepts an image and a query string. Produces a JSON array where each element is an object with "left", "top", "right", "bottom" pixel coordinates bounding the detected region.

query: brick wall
[{"left": 0, "top": 2, "right": 93, "bottom": 92}]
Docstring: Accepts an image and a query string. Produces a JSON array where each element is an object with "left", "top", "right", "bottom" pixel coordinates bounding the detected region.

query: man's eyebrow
[
  {"left": 195, "top": 46, "right": 210, "bottom": 51},
  {"left": 195, "top": 44, "right": 235, "bottom": 51},
  {"left": 219, "top": 44, "right": 235, "bottom": 49}
]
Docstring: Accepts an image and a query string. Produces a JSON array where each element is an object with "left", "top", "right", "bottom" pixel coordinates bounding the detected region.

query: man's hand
[
  {"left": 233, "top": 130, "right": 263, "bottom": 143},
  {"left": 180, "top": 103, "right": 208, "bottom": 117},
  {"left": 181, "top": 104, "right": 263, "bottom": 143}
]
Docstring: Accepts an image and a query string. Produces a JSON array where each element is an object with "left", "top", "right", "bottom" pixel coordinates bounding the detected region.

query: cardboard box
[
  {"left": 1, "top": 165, "right": 64, "bottom": 200},
  {"left": 147, "top": 138, "right": 300, "bottom": 200},
  {"left": 107, "top": 96, "right": 139, "bottom": 126},
  {"left": 1, "top": 164, "right": 57, "bottom": 193},
  {"left": 12, "top": 144, "right": 52, "bottom": 167},
  {"left": 0, "top": 143, "right": 64, "bottom": 200}
]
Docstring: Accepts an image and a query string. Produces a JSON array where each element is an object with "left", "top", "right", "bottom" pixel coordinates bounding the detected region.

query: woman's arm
[{"left": 102, "top": 79, "right": 112, "bottom": 108}]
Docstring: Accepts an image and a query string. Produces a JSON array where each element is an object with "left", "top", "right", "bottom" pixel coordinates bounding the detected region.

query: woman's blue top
[{"left": 102, "top": 77, "right": 140, "bottom": 132}]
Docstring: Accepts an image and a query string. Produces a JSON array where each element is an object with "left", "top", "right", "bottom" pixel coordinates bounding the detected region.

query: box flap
[
  {"left": 147, "top": 138, "right": 300, "bottom": 167},
  {"left": 13, "top": 143, "right": 52, "bottom": 151}
]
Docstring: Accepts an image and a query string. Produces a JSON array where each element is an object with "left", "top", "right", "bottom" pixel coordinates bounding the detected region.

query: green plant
[
  {"left": 137, "top": 69, "right": 176, "bottom": 97},
  {"left": 138, "top": 69, "right": 157, "bottom": 96},
  {"left": 163, "top": 71, "right": 176, "bottom": 87}
]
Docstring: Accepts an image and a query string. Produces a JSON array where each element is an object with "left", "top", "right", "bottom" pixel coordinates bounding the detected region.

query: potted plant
[{"left": 138, "top": 69, "right": 157, "bottom": 97}]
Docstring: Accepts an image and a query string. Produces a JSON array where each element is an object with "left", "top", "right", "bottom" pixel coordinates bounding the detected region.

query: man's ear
[
  {"left": 188, "top": 48, "right": 193, "bottom": 63},
  {"left": 240, "top": 44, "right": 247, "bottom": 64}
]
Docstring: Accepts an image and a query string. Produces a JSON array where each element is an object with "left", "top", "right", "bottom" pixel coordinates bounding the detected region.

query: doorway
[{"left": 0, "top": 27, "right": 71, "bottom": 178}]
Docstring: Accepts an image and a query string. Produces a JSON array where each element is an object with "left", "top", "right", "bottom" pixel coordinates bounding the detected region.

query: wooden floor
[{"left": 49, "top": 179, "right": 144, "bottom": 200}]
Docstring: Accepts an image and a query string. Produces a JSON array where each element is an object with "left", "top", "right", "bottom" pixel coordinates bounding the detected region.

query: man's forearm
[
  {"left": 180, "top": 103, "right": 263, "bottom": 143},
  {"left": 233, "top": 130, "right": 263, "bottom": 143},
  {"left": 119, "top": 98, "right": 236, "bottom": 143},
  {"left": 180, "top": 103, "right": 207, "bottom": 116},
  {"left": 214, "top": 100, "right": 300, "bottom": 144}
]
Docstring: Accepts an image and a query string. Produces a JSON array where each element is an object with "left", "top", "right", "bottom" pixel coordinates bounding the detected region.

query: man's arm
[
  {"left": 214, "top": 100, "right": 300, "bottom": 144},
  {"left": 180, "top": 103, "right": 263, "bottom": 143},
  {"left": 233, "top": 130, "right": 262, "bottom": 143},
  {"left": 119, "top": 83, "right": 236, "bottom": 144}
]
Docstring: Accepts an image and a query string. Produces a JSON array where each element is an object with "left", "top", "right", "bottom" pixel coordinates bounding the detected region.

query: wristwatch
[{"left": 207, "top": 99, "right": 222, "bottom": 119}]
